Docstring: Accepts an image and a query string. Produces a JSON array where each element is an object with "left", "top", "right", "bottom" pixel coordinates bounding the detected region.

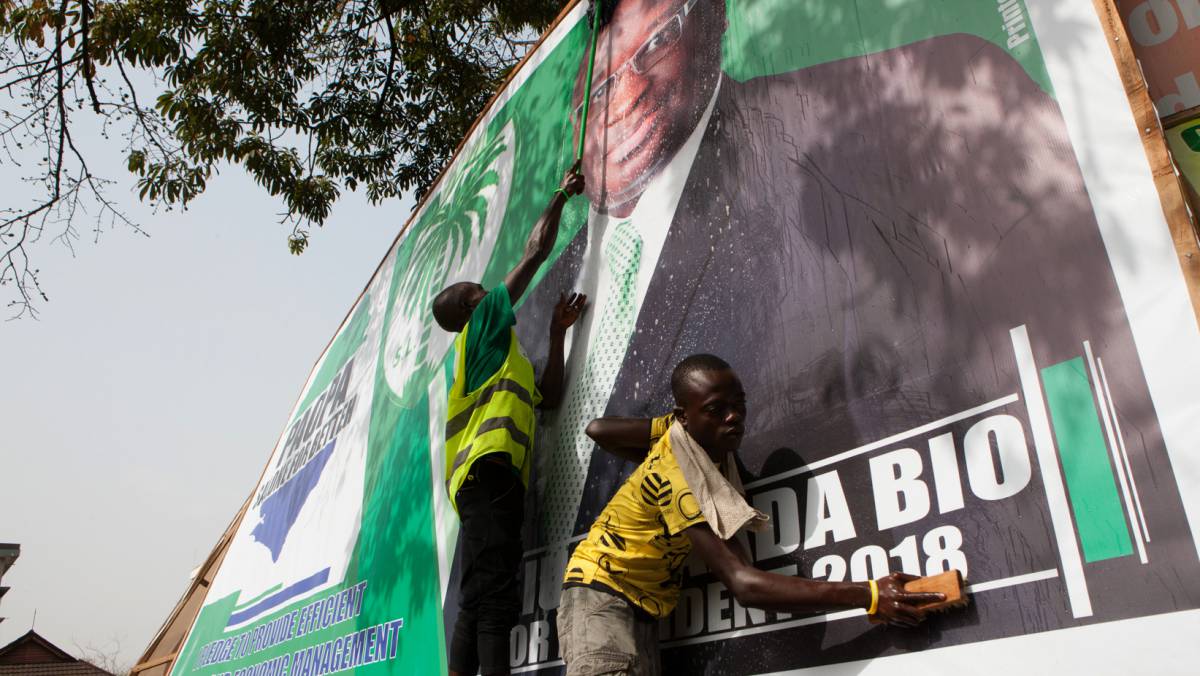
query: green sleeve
[{"left": 462, "top": 285, "right": 516, "bottom": 392}]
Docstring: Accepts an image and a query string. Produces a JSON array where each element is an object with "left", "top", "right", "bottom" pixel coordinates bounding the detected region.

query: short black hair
[
  {"left": 671, "top": 353, "right": 732, "bottom": 404},
  {"left": 431, "top": 281, "right": 475, "bottom": 332}
]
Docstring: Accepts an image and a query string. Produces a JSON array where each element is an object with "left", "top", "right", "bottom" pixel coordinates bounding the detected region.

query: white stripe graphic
[
  {"left": 1098, "top": 357, "right": 1151, "bottom": 544},
  {"left": 427, "top": 368, "right": 459, "bottom": 602},
  {"left": 514, "top": 659, "right": 564, "bottom": 673},
  {"left": 743, "top": 394, "right": 1020, "bottom": 490},
  {"left": 1010, "top": 325, "right": 1092, "bottom": 618},
  {"left": 1084, "top": 341, "right": 1147, "bottom": 564},
  {"left": 659, "top": 569, "right": 1061, "bottom": 649},
  {"left": 963, "top": 568, "right": 1059, "bottom": 593}
]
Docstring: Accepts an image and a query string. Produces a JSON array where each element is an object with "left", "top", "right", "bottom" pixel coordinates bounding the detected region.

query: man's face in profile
[{"left": 573, "top": 0, "right": 725, "bottom": 215}]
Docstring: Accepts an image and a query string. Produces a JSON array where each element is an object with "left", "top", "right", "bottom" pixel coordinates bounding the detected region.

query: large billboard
[{"left": 172, "top": 1, "right": 1200, "bottom": 674}]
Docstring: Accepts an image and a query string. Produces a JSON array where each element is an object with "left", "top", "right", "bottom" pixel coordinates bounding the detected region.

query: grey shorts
[{"left": 557, "top": 586, "right": 661, "bottom": 676}]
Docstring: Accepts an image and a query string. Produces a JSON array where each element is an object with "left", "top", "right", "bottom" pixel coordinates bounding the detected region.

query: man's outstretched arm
[
  {"left": 504, "top": 163, "right": 586, "bottom": 304},
  {"left": 538, "top": 292, "right": 587, "bottom": 409},
  {"left": 686, "top": 525, "right": 942, "bottom": 627}
]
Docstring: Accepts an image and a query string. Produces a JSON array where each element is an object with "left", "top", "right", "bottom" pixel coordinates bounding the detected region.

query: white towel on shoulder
[{"left": 669, "top": 422, "right": 769, "bottom": 539}]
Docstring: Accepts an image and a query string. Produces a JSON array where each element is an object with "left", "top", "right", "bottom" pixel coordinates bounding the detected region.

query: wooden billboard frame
[
  {"left": 133, "top": 2, "right": 1200, "bottom": 673},
  {"left": 1092, "top": 0, "right": 1200, "bottom": 327},
  {"left": 130, "top": 497, "right": 249, "bottom": 675}
]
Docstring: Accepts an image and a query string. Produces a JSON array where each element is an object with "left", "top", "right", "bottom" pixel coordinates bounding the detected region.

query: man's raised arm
[
  {"left": 538, "top": 292, "right": 588, "bottom": 410},
  {"left": 504, "top": 163, "right": 586, "bottom": 303}
]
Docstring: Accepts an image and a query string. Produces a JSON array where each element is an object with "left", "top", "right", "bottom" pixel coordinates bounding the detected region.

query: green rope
[{"left": 575, "top": 2, "right": 603, "bottom": 162}]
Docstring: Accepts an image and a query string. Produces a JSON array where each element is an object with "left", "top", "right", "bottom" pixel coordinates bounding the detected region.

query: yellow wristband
[{"left": 867, "top": 580, "right": 879, "bottom": 615}]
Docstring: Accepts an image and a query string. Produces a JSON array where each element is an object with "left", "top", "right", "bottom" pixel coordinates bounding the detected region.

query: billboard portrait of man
[{"left": 523, "top": 0, "right": 727, "bottom": 545}]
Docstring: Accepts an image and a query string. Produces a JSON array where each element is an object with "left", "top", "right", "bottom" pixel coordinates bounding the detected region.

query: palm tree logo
[{"left": 383, "top": 122, "right": 516, "bottom": 406}]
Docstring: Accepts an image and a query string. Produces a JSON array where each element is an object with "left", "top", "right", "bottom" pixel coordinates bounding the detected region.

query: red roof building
[{"left": 0, "top": 630, "right": 117, "bottom": 676}]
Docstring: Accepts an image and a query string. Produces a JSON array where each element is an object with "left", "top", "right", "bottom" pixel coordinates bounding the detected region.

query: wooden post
[{"left": 1091, "top": 0, "right": 1200, "bottom": 326}]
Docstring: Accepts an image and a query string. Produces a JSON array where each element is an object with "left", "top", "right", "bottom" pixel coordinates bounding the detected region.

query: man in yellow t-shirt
[
  {"left": 563, "top": 411, "right": 698, "bottom": 619},
  {"left": 559, "top": 354, "right": 943, "bottom": 676}
]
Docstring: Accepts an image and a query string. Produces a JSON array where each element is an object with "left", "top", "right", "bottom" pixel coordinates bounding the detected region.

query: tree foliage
[{"left": 0, "top": 0, "right": 562, "bottom": 316}]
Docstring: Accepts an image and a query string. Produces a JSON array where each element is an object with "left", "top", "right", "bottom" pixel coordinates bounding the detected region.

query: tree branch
[
  {"left": 376, "top": 10, "right": 397, "bottom": 115},
  {"left": 80, "top": 0, "right": 102, "bottom": 114}
]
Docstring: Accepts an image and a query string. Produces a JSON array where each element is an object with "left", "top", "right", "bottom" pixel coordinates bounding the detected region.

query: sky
[{"left": 0, "top": 153, "right": 409, "bottom": 669}]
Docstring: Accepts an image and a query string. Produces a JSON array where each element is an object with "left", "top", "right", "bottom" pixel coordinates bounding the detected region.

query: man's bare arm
[
  {"left": 686, "top": 525, "right": 942, "bottom": 627},
  {"left": 504, "top": 163, "right": 585, "bottom": 303},
  {"left": 538, "top": 292, "right": 588, "bottom": 409},
  {"left": 585, "top": 416, "right": 658, "bottom": 464}
]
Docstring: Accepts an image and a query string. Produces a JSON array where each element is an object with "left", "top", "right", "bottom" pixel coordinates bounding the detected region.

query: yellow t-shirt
[{"left": 563, "top": 432, "right": 706, "bottom": 618}]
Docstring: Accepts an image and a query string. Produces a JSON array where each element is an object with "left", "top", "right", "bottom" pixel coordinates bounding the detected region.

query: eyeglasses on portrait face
[{"left": 573, "top": 0, "right": 703, "bottom": 124}]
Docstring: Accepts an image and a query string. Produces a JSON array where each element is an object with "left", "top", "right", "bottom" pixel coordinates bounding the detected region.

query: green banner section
[
  {"left": 723, "top": 0, "right": 1051, "bottom": 93},
  {"left": 1041, "top": 357, "right": 1133, "bottom": 563}
]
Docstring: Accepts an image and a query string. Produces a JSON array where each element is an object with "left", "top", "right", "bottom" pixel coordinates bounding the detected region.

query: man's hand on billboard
[
  {"left": 551, "top": 291, "right": 588, "bottom": 336},
  {"left": 874, "top": 572, "right": 944, "bottom": 628}
]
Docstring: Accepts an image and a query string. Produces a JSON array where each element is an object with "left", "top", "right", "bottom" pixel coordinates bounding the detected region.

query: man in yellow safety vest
[{"left": 432, "top": 164, "right": 587, "bottom": 676}]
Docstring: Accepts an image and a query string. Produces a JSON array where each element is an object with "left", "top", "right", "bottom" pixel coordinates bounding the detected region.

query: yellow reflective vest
[{"left": 444, "top": 323, "right": 541, "bottom": 513}]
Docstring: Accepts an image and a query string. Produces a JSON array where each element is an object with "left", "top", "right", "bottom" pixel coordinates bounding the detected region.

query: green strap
[{"left": 576, "top": 2, "right": 603, "bottom": 161}]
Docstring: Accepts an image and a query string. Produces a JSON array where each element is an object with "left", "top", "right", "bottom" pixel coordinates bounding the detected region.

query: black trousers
[{"left": 449, "top": 454, "right": 524, "bottom": 675}]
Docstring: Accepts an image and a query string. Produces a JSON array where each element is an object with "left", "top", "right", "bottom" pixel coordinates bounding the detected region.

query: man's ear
[{"left": 673, "top": 405, "right": 687, "bottom": 428}]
